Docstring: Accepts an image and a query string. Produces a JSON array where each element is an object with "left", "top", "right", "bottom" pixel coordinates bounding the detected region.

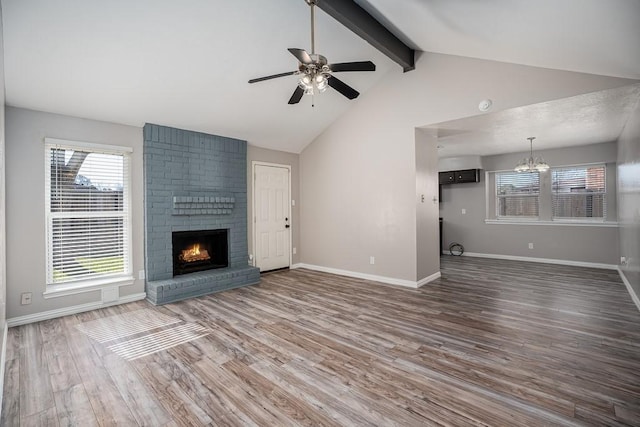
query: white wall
[
  {"left": 5, "top": 107, "right": 145, "bottom": 320},
  {"left": 440, "top": 142, "right": 619, "bottom": 266},
  {"left": 299, "top": 52, "right": 634, "bottom": 283}
]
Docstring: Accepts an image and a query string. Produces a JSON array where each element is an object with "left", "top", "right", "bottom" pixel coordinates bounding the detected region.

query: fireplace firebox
[{"left": 172, "top": 229, "right": 228, "bottom": 276}]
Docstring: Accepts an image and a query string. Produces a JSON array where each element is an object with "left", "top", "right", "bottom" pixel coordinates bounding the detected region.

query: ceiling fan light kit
[
  {"left": 248, "top": 0, "right": 376, "bottom": 105},
  {"left": 514, "top": 137, "right": 550, "bottom": 173}
]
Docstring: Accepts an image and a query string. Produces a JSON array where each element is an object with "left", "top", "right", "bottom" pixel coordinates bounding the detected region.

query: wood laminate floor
[{"left": 3, "top": 256, "right": 640, "bottom": 426}]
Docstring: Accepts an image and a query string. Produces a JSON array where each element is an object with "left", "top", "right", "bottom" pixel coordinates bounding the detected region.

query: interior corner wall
[
  {"left": 617, "top": 95, "right": 640, "bottom": 298},
  {"left": 440, "top": 142, "right": 619, "bottom": 265},
  {"left": 0, "top": 0, "right": 7, "bottom": 385},
  {"left": 5, "top": 107, "right": 145, "bottom": 320},
  {"left": 415, "top": 129, "right": 440, "bottom": 280},
  {"left": 246, "top": 145, "right": 300, "bottom": 266},
  {"left": 299, "top": 52, "right": 634, "bottom": 283}
]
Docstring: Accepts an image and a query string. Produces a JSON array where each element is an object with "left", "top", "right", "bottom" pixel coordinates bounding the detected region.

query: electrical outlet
[
  {"left": 138, "top": 270, "right": 145, "bottom": 280},
  {"left": 528, "top": 243, "right": 534, "bottom": 249},
  {"left": 369, "top": 256, "right": 375, "bottom": 265},
  {"left": 21, "top": 292, "right": 32, "bottom": 305},
  {"left": 291, "top": 199, "right": 296, "bottom": 206},
  {"left": 293, "top": 247, "right": 297, "bottom": 255},
  {"left": 461, "top": 208, "right": 466, "bottom": 215},
  {"left": 621, "top": 256, "right": 627, "bottom": 265}
]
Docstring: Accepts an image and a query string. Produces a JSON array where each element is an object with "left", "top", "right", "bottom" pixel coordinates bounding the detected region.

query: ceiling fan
[{"left": 248, "top": 0, "right": 376, "bottom": 105}]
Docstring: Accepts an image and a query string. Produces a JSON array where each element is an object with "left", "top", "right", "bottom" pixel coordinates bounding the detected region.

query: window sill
[
  {"left": 484, "top": 219, "right": 618, "bottom": 227},
  {"left": 44, "top": 276, "right": 135, "bottom": 299}
]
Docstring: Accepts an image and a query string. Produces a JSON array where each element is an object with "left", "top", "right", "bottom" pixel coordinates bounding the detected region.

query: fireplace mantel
[{"left": 172, "top": 194, "right": 236, "bottom": 216}]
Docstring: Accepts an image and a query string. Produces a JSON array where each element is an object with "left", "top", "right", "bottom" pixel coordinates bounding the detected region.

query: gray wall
[
  {"left": 5, "top": 107, "right": 145, "bottom": 319},
  {"left": 247, "top": 145, "right": 300, "bottom": 266},
  {"left": 439, "top": 142, "right": 619, "bottom": 265},
  {"left": 300, "top": 52, "right": 633, "bottom": 283},
  {"left": 617, "top": 96, "right": 640, "bottom": 296},
  {"left": 0, "top": 1, "right": 7, "bottom": 366},
  {"left": 415, "top": 129, "right": 440, "bottom": 280}
]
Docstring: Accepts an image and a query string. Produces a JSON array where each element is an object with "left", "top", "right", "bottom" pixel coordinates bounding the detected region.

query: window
[
  {"left": 496, "top": 171, "right": 540, "bottom": 218},
  {"left": 45, "top": 139, "right": 132, "bottom": 286},
  {"left": 552, "top": 165, "right": 606, "bottom": 220}
]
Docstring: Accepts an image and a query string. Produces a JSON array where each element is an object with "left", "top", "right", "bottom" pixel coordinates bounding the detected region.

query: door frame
[{"left": 251, "top": 161, "right": 292, "bottom": 270}]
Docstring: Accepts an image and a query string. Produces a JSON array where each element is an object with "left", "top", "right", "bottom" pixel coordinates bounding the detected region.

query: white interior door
[{"left": 254, "top": 164, "right": 290, "bottom": 271}]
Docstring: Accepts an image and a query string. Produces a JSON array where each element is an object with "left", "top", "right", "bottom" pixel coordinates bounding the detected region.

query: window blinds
[
  {"left": 552, "top": 165, "right": 606, "bottom": 220},
  {"left": 496, "top": 171, "right": 540, "bottom": 218},
  {"left": 45, "top": 143, "right": 131, "bottom": 284}
]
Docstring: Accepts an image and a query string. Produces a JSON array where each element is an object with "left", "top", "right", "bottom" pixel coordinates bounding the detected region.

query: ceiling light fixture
[
  {"left": 247, "top": 0, "right": 376, "bottom": 105},
  {"left": 514, "top": 137, "right": 550, "bottom": 173},
  {"left": 296, "top": 0, "right": 330, "bottom": 96},
  {"left": 298, "top": 65, "right": 329, "bottom": 95}
]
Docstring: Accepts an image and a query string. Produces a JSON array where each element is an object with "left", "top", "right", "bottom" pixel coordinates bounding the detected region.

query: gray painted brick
[{"left": 143, "top": 123, "right": 256, "bottom": 295}]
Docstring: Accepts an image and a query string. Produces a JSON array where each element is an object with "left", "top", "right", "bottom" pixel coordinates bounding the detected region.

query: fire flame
[{"left": 180, "top": 243, "right": 210, "bottom": 263}]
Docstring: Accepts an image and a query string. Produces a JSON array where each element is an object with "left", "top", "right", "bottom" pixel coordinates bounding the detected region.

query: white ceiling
[
  {"left": 2, "top": 0, "right": 639, "bottom": 153},
  {"left": 424, "top": 84, "right": 640, "bottom": 158}
]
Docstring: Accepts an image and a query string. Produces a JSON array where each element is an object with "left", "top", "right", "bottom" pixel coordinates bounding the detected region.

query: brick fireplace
[{"left": 143, "top": 124, "right": 259, "bottom": 304}]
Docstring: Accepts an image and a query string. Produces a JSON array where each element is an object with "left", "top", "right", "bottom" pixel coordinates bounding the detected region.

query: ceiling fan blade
[
  {"left": 330, "top": 61, "right": 376, "bottom": 73},
  {"left": 288, "top": 86, "right": 304, "bottom": 104},
  {"left": 248, "top": 71, "right": 297, "bottom": 84},
  {"left": 288, "top": 48, "right": 313, "bottom": 65},
  {"left": 327, "top": 76, "right": 360, "bottom": 100}
]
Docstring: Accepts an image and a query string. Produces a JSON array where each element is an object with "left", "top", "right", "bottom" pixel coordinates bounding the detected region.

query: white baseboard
[
  {"left": 0, "top": 322, "right": 7, "bottom": 419},
  {"left": 618, "top": 267, "right": 640, "bottom": 312},
  {"left": 291, "top": 263, "right": 440, "bottom": 289},
  {"left": 448, "top": 251, "right": 618, "bottom": 270},
  {"left": 416, "top": 271, "right": 442, "bottom": 287},
  {"left": 7, "top": 292, "right": 147, "bottom": 327}
]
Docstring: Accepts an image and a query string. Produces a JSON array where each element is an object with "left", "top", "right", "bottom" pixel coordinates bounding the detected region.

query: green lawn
[{"left": 54, "top": 255, "right": 124, "bottom": 282}]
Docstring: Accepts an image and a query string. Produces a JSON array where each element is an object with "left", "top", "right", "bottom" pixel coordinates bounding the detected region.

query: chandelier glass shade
[{"left": 515, "top": 137, "right": 550, "bottom": 173}]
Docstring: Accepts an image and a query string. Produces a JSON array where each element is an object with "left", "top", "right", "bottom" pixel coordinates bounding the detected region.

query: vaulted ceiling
[{"left": 2, "top": 0, "right": 639, "bottom": 153}]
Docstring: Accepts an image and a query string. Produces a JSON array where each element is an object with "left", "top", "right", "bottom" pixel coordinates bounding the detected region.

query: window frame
[
  {"left": 44, "top": 137, "right": 134, "bottom": 297},
  {"left": 551, "top": 164, "right": 606, "bottom": 222},
  {"left": 495, "top": 170, "right": 541, "bottom": 220},
  {"left": 486, "top": 162, "right": 615, "bottom": 226}
]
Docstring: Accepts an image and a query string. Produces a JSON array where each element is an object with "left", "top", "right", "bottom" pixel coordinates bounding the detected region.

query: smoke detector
[{"left": 478, "top": 99, "right": 493, "bottom": 112}]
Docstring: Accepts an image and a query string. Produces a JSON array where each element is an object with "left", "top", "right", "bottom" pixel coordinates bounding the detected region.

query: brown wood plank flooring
[{"left": 3, "top": 256, "right": 640, "bottom": 426}]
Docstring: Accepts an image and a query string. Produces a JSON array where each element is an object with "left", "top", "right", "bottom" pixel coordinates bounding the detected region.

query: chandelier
[{"left": 514, "top": 137, "right": 550, "bottom": 173}]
